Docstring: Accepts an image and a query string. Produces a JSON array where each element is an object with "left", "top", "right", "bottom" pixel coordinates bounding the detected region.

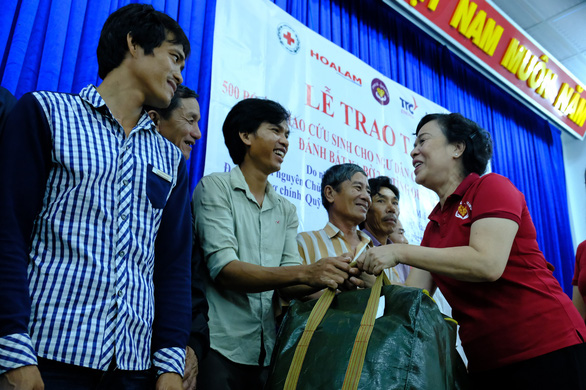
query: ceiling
[{"left": 490, "top": 0, "right": 586, "bottom": 86}]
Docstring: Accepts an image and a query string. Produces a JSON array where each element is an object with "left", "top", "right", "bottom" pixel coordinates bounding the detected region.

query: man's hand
[
  {"left": 0, "top": 365, "right": 44, "bottom": 390},
  {"left": 182, "top": 347, "right": 198, "bottom": 390},
  {"left": 306, "top": 254, "right": 352, "bottom": 289},
  {"left": 339, "top": 266, "right": 375, "bottom": 289},
  {"left": 156, "top": 372, "right": 183, "bottom": 390}
]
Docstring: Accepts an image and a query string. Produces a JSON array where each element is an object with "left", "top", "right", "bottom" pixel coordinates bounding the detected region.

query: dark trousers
[
  {"left": 197, "top": 349, "right": 269, "bottom": 390},
  {"left": 37, "top": 357, "right": 154, "bottom": 390},
  {"left": 469, "top": 342, "right": 586, "bottom": 390}
]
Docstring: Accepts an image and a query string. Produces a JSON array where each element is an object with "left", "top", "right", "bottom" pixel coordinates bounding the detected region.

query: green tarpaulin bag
[{"left": 266, "top": 274, "right": 469, "bottom": 389}]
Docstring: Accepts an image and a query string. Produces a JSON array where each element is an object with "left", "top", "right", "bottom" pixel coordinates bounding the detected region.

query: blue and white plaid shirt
[{"left": 0, "top": 86, "right": 192, "bottom": 376}]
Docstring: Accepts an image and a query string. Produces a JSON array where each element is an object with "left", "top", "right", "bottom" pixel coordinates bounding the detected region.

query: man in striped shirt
[
  {"left": 297, "top": 163, "right": 376, "bottom": 299},
  {"left": 0, "top": 4, "right": 193, "bottom": 389}
]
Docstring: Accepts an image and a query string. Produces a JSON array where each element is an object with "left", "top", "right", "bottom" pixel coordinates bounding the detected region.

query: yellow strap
[
  {"left": 283, "top": 255, "right": 390, "bottom": 390},
  {"left": 283, "top": 287, "right": 336, "bottom": 390},
  {"left": 341, "top": 273, "right": 385, "bottom": 390}
]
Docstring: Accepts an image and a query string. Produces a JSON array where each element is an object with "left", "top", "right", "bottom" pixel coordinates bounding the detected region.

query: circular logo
[
  {"left": 371, "top": 78, "right": 390, "bottom": 105},
  {"left": 277, "top": 24, "right": 300, "bottom": 54}
]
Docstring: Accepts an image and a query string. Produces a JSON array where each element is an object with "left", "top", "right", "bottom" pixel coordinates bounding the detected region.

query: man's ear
[
  {"left": 127, "top": 33, "right": 139, "bottom": 58},
  {"left": 324, "top": 185, "right": 336, "bottom": 206},
  {"left": 239, "top": 131, "right": 252, "bottom": 146},
  {"left": 148, "top": 110, "right": 160, "bottom": 127}
]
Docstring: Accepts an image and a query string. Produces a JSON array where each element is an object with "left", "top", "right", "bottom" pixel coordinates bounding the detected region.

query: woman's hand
[{"left": 356, "top": 246, "right": 402, "bottom": 276}]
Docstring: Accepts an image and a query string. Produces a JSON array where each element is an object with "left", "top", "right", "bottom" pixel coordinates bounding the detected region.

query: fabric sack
[{"left": 266, "top": 277, "right": 468, "bottom": 390}]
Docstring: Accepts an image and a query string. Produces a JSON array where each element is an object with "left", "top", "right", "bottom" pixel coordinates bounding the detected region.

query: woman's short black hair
[
  {"left": 222, "top": 98, "right": 290, "bottom": 165},
  {"left": 416, "top": 113, "right": 493, "bottom": 176},
  {"left": 97, "top": 3, "right": 190, "bottom": 79}
]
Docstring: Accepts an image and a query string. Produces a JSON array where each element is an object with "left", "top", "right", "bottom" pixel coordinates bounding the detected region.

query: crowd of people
[{"left": 0, "top": 3, "right": 585, "bottom": 390}]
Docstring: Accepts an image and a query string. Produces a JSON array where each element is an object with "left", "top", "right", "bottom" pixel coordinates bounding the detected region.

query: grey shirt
[{"left": 192, "top": 166, "right": 301, "bottom": 366}]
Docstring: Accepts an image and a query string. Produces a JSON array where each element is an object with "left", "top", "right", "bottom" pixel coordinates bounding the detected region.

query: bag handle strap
[
  {"left": 284, "top": 260, "right": 391, "bottom": 390},
  {"left": 283, "top": 287, "right": 336, "bottom": 389},
  {"left": 283, "top": 245, "right": 370, "bottom": 390},
  {"left": 341, "top": 272, "right": 386, "bottom": 390}
]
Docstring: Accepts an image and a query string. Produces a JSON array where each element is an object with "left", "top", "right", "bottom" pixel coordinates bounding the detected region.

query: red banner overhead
[{"left": 387, "top": 0, "right": 586, "bottom": 140}]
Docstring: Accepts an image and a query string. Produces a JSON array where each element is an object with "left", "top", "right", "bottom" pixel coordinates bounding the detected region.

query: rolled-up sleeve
[
  {"left": 280, "top": 202, "right": 302, "bottom": 267},
  {"left": 193, "top": 176, "right": 240, "bottom": 280}
]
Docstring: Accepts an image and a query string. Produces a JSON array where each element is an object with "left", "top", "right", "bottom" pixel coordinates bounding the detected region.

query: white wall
[{"left": 562, "top": 131, "right": 586, "bottom": 253}]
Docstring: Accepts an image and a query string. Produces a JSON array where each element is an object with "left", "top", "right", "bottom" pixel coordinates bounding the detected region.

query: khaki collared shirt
[{"left": 192, "top": 166, "right": 301, "bottom": 366}]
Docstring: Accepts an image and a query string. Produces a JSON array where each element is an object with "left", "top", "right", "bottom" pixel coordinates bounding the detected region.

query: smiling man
[
  {"left": 0, "top": 4, "right": 192, "bottom": 390},
  {"left": 147, "top": 85, "right": 201, "bottom": 160},
  {"left": 297, "top": 163, "right": 376, "bottom": 297},
  {"left": 147, "top": 84, "right": 207, "bottom": 390},
  {"left": 192, "top": 98, "right": 353, "bottom": 389}
]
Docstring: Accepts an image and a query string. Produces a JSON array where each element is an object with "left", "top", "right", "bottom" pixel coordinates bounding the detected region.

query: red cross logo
[{"left": 283, "top": 31, "right": 295, "bottom": 46}]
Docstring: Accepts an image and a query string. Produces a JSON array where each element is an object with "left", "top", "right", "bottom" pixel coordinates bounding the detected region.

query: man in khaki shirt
[{"left": 192, "top": 98, "right": 354, "bottom": 389}]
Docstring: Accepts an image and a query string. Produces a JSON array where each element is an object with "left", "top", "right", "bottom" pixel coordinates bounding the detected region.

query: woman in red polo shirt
[
  {"left": 358, "top": 113, "right": 586, "bottom": 389},
  {"left": 573, "top": 240, "right": 586, "bottom": 322}
]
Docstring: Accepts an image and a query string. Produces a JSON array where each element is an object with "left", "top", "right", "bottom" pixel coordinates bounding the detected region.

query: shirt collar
[
  {"left": 324, "top": 222, "right": 372, "bottom": 244},
  {"left": 361, "top": 227, "right": 391, "bottom": 246},
  {"left": 429, "top": 172, "right": 480, "bottom": 220},
  {"left": 229, "top": 166, "right": 279, "bottom": 208},
  {"left": 79, "top": 85, "right": 156, "bottom": 134}
]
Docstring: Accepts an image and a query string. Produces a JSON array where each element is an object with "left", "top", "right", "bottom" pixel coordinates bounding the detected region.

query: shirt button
[
  {"left": 121, "top": 214, "right": 127, "bottom": 221},
  {"left": 123, "top": 180, "right": 129, "bottom": 186},
  {"left": 118, "top": 290, "right": 124, "bottom": 297},
  {"left": 119, "top": 251, "right": 125, "bottom": 257}
]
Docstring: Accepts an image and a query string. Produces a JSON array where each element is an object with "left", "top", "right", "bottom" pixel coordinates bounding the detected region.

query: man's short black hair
[
  {"left": 145, "top": 85, "right": 198, "bottom": 119},
  {"left": 222, "top": 98, "right": 290, "bottom": 165},
  {"left": 321, "top": 164, "right": 367, "bottom": 211},
  {"left": 368, "top": 176, "right": 399, "bottom": 200},
  {"left": 358, "top": 176, "right": 399, "bottom": 229},
  {"left": 97, "top": 3, "right": 190, "bottom": 79}
]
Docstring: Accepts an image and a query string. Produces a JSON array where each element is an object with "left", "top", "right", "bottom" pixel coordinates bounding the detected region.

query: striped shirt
[
  {"left": 297, "top": 221, "right": 372, "bottom": 265},
  {"left": 0, "top": 86, "right": 192, "bottom": 375}
]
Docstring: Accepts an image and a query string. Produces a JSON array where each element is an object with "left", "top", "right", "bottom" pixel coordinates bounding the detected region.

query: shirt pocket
[{"left": 146, "top": 163, "right": 172, "bottom": 209}]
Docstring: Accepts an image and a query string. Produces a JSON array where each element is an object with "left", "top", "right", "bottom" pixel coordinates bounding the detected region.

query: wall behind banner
[{"left": 0, "top": 0, "right": 576, "bottom": 295}]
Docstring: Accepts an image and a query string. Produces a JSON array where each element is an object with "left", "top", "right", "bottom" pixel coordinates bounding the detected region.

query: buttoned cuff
[
  {"left": 152, "top": 347, "right": 186, "bottom": 377},
  {"left": 0, "top": 333, "right": 37, "bottom": 375}
]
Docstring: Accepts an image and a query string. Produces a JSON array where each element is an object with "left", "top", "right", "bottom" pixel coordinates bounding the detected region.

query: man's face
[
  {"left": 389, "top": 220, "right": 409, "bottom": 244},
  {"left": 156, "top": 97, "right": 201, "bottom": 160},
  {"left": 365, "top": 187, "right": 399, "bottom": 238},
  {"left": 243, "top": 121, "right": 289, "bottom": 175},
  {"left": 328, "top": 172, "right": 371, "bottom": 226},
  {"left": 133, "top": 32, "right": 186, "bottom": 109}
]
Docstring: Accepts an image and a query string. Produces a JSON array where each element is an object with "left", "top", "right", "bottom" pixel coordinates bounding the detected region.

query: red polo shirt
[
  {"left": 573, "top": 241, "right": 586, "bottom": 309},
  {"left": 422, "top": 173, "right": 586, "bottom": 372}
]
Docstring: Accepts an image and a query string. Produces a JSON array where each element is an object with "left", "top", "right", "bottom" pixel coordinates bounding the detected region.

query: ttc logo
[{"left": 399, "top": 96, "right": 418, "bottom": 115}]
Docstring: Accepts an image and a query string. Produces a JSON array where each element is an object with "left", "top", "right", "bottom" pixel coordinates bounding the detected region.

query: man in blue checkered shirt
[{"left": 0, "top": 4, "right": 194, "bottom": 389}]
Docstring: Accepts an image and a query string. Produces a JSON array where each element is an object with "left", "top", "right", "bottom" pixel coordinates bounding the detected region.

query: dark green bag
[{"left": 266, "top": 282, "right": 469, "bottom": 389}]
